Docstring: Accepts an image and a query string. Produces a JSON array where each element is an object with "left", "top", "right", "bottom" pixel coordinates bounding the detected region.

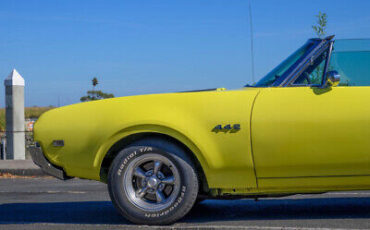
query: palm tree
[
  {"left": 92, "top": 77, "right": 98, "bottom": 90},
  {"left": 80, "top": 77, "right": 114, "bottom": 102}
]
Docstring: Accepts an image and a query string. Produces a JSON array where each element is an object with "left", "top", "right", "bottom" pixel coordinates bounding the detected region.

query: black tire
[{"left": 108, "top": 138, "right": 199, "bottom": 225}]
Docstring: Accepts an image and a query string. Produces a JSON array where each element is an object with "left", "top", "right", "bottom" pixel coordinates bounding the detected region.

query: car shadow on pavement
[
  {"left": 185, "top": 197, "right": 370, "bottom": 223},
  {"left": 0, "top": 197, "right": 369, "bottom": 225}
]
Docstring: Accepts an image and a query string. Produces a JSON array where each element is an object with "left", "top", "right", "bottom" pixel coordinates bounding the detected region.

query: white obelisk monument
[{"left": 4, "top": 69, "right": 25, "bottom": 160}]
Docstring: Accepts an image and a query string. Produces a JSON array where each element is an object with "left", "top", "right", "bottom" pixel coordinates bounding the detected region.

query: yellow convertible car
[{"left": 32, "top": 36, "right": 370, "bottom": 224}]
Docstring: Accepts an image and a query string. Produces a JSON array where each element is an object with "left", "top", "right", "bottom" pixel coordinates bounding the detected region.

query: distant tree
[
  {"left": 80, "top": 77, "right": 114, "bottom": 102},
  {"left": 311, "top": 12, "right": 328, "bottom": 84},
  {"left": 312, "top": 11, "right": 327, "bottom": 38},
  {"left": 92, "top": 77, "right": 98, "bottom": 89},
  {"left": 80, "top": 91, "right": 114, "bottom": 102}
]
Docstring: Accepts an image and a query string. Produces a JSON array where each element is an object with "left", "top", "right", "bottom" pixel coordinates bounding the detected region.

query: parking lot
[{"left": 0, "top": 178, "right": 369, "bottom": 230}]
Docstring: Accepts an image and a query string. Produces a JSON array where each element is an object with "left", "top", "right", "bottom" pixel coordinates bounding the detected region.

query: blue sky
[{"left": 1, "top": 0, "right": 370, "bottom": 107}]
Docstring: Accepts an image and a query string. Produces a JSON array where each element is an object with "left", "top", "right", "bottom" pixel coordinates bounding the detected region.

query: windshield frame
[{"left": 253, "top": 38, "right": 332, "bottom": 87}]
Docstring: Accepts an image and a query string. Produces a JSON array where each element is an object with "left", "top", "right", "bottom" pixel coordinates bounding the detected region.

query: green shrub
[{"left": 0, "top": 106, "right": 54, "bottom": 131}]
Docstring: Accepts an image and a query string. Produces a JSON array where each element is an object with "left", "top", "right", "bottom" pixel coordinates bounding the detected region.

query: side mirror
[{"left": 324, "top": 70, "right": 340, "bottom": 87}]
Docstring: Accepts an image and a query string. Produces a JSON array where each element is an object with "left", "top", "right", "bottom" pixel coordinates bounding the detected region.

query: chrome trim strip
[
  {"left": 259, "top": 174, "right": 370, "bottom": 179},
  {"left": 280, "top": 40, "right": 329, "bottom": 87},
  {"left": 285, "top": 42, "right": 330, "bottom": 87},
  {"left": 321, "top": 40, "right": 334, "bottom": 86}
]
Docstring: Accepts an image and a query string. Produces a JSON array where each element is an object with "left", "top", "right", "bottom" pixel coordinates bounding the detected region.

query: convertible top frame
[
  {"left": 280, "top": 35, "right": 335, "bottom": 87},
  {"left": 254, "top": 35, "right": 335, "bottom": 88}
]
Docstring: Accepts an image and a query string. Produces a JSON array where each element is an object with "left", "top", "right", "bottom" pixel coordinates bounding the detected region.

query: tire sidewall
[{"left": 108, "top": 145, "right": 197, "bottom": 224}]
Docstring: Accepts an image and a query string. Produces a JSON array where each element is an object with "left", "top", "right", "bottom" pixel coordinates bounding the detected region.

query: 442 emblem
[{"left": 212, "top": 124, "right": 241, "bottom": 133}]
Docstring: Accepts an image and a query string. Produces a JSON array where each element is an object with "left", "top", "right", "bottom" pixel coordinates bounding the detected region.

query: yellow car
[{"left": 32, "top": 36, "right": 370, "bottom": 224}]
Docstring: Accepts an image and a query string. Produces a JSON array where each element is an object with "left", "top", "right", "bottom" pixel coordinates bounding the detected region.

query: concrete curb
[{"left": 0, "top": 160, "right": 46, "bottom": 176}]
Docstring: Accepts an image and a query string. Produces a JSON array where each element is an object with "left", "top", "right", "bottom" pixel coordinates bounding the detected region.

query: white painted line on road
[
  {"left": 67, "top": 191, "right": 86, "bottom": 194},
  {"left": 330, "top": 192, "right": 369, "bottom": 195},
  {"left": 46, "top": 191, "right": 86, "bottom": 194},
  {"left": 0, "top": 190, "right": 86, "bottom": 194}
]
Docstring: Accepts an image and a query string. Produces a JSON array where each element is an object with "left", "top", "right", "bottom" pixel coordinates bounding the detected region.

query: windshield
[
  {"left": 330, "top": 39, "right": 370, "bottom": 86},
  {"left": 254, "top": 40, "right": 316, "bottom": 87}
]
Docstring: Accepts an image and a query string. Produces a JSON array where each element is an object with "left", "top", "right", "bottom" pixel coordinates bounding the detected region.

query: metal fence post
[{"left": 1, "top": 138, "right": 6, "bottom": 160}]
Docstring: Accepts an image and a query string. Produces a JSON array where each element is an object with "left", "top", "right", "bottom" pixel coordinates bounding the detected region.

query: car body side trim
[{"left": 259, "top": 174, "right": 370, "bottom": 179}]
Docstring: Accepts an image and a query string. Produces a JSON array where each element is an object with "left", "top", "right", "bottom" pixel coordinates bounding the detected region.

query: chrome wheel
[{"left": 123, "top": 153, "right": 181, "bottom": 211}]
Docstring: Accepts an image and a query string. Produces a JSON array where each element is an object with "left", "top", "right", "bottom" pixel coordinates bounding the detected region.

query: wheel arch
[{"left": 99, "top": 130, "right": 210, "bottom": 194}]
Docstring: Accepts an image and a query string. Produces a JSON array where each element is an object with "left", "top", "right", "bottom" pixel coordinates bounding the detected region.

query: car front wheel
[{"left": 108, "top": 138, "right": 199, "bottom": 225}]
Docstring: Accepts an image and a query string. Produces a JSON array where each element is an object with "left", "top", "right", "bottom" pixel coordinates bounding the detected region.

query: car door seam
[{"left": 249, "top": 89, "right": 262, "bottom": 189}]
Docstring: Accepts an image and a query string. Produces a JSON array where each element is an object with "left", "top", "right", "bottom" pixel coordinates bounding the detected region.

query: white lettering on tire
[
  {"left": 144, "top": 186, "right": 187, "bottom": 218},
  {"left": 117, "top": 148, "right": 153, "bottom": 176}
]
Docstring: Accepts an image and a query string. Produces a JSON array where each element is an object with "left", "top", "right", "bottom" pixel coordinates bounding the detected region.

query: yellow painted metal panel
[
  {"left": 34, "top": 88, "right": 259, "bottom": 189},
  {"left": 252, "top": 87, "right": 370, "bottom": 184}
]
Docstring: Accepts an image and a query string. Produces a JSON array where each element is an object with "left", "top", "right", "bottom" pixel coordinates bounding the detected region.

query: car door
[{"left": 251, "top": 42, "right": 370, "bottom": 189}]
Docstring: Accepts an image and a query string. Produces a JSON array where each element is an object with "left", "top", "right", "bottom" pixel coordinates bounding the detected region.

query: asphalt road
[{"left": 0, "top": 178, "right": 369, "bottom": 230}]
